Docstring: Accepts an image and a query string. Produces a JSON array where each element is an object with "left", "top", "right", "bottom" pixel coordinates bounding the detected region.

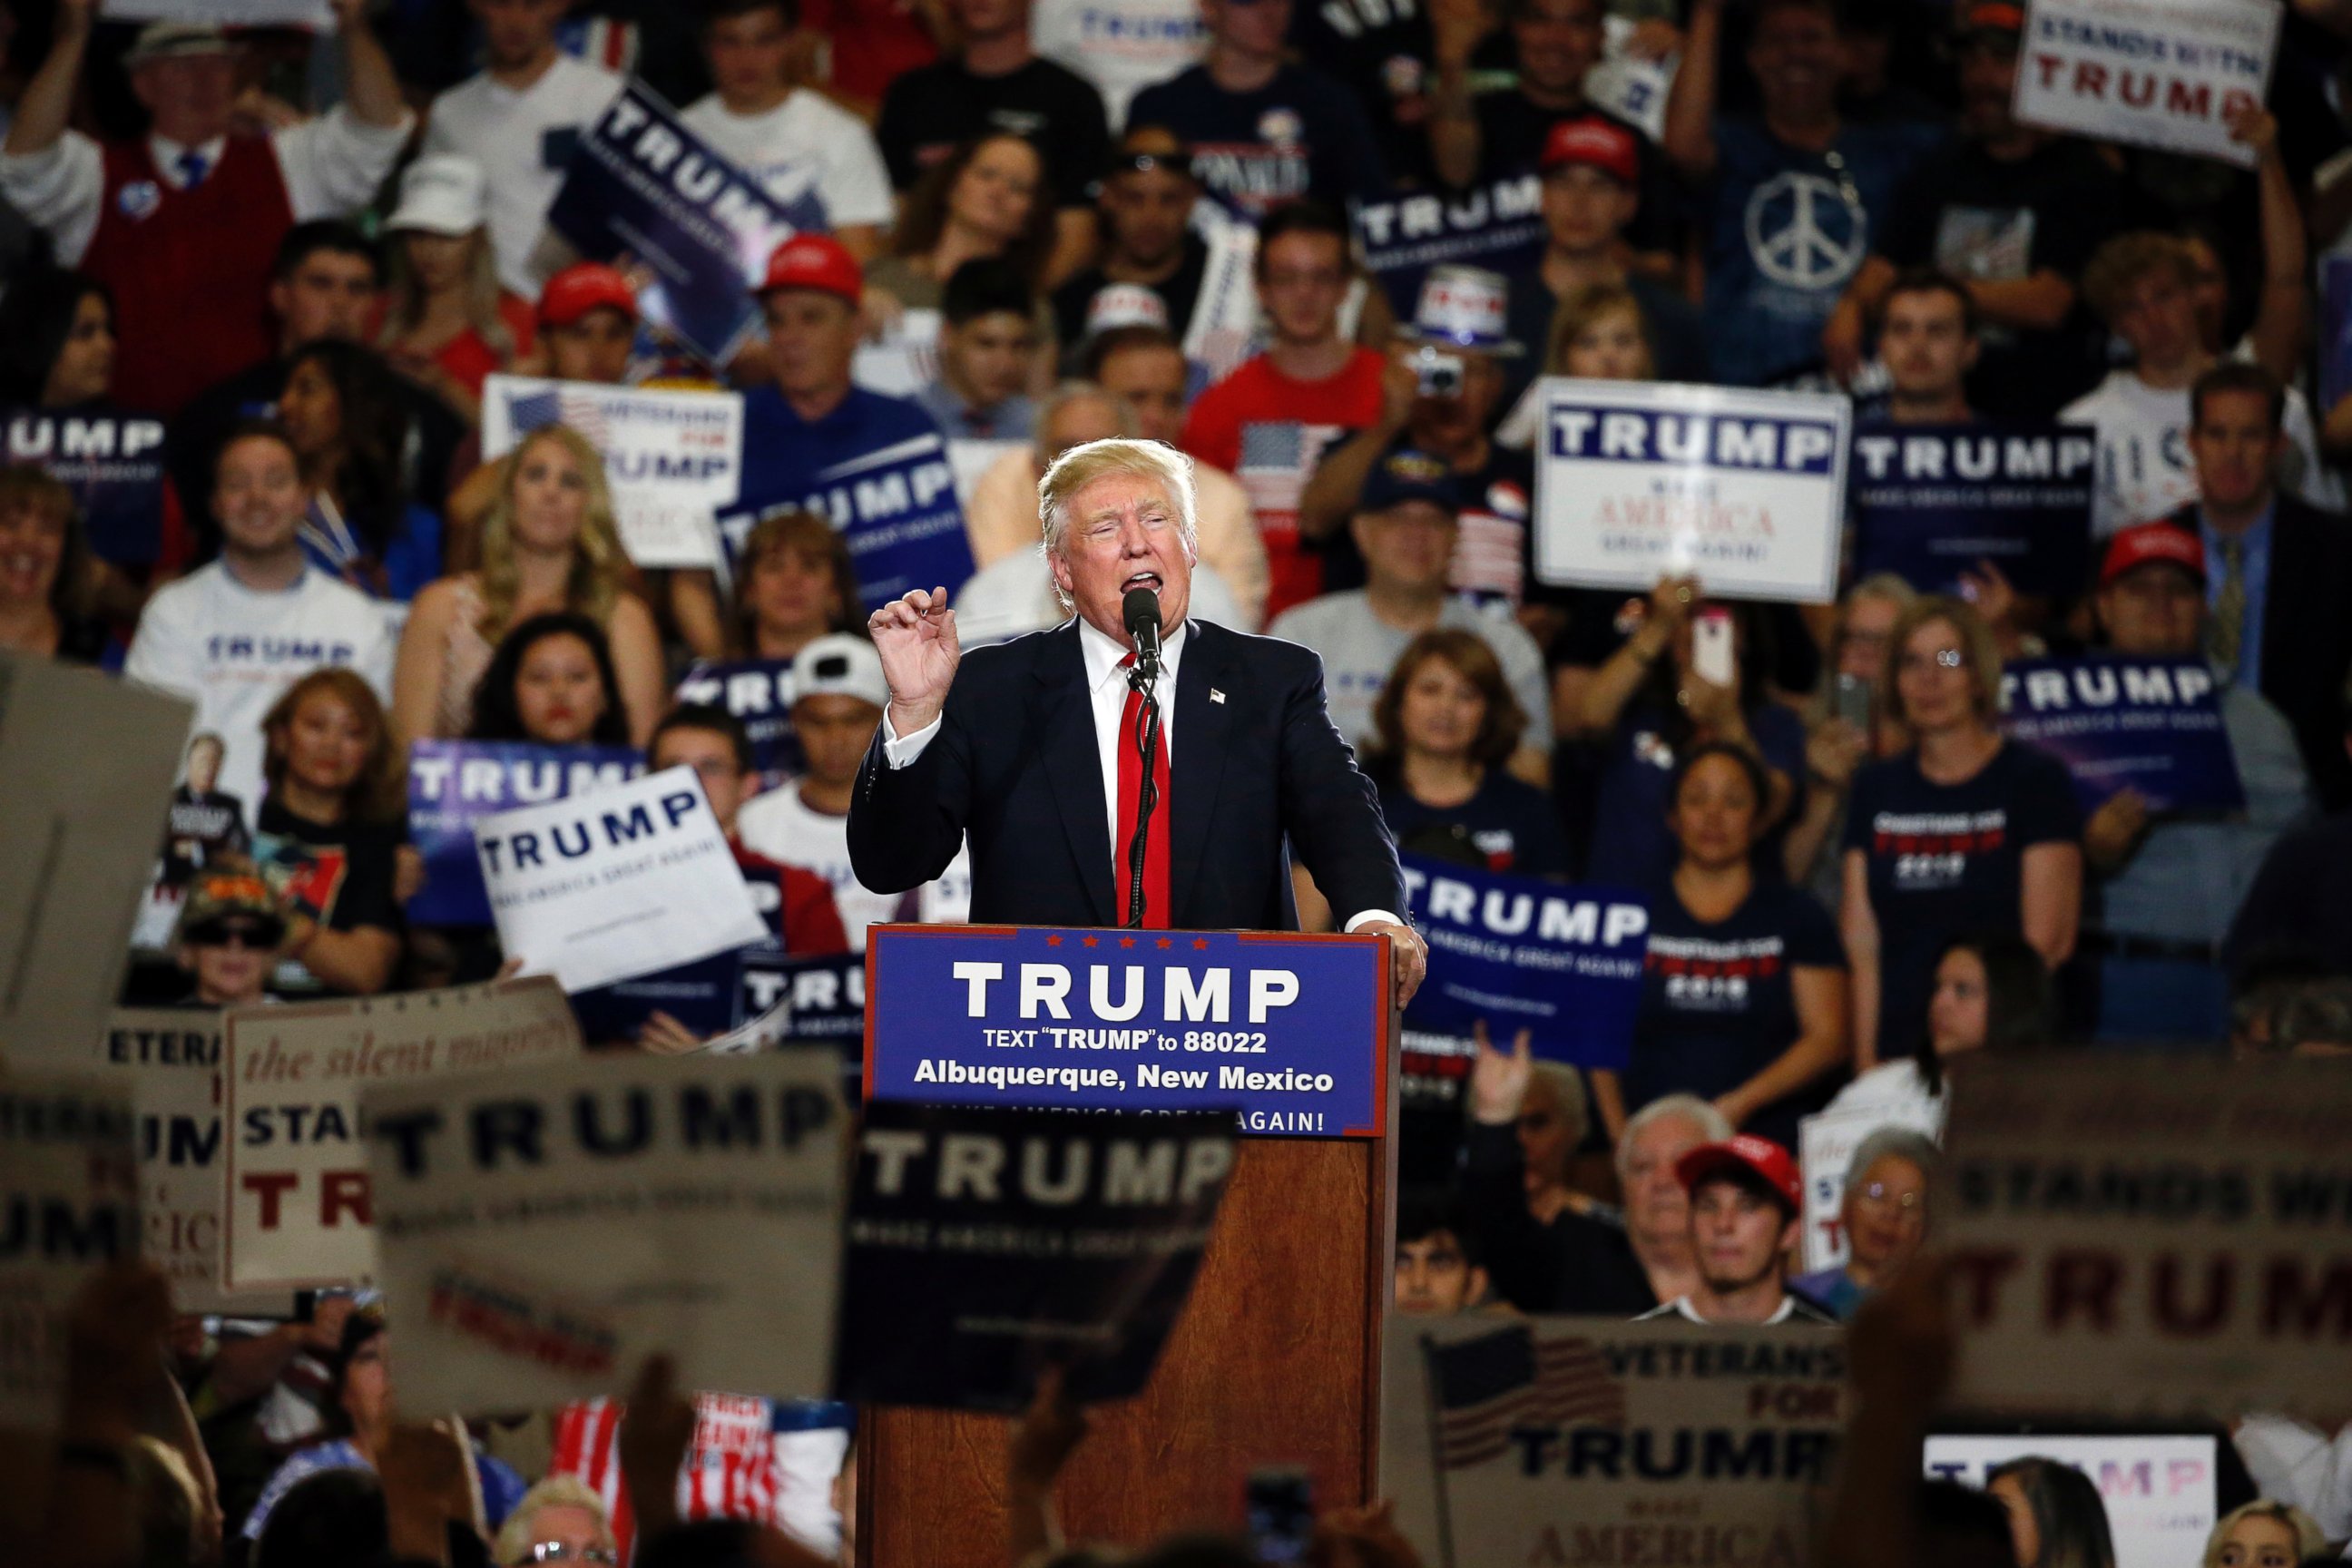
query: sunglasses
[{"left": 188, "top": 921, "right": 279, "bottom": 949}]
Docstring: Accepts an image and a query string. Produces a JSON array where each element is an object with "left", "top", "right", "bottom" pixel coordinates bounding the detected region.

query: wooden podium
[{"left": 856, "top": 933, "right": 1402, "bottom": 1566}]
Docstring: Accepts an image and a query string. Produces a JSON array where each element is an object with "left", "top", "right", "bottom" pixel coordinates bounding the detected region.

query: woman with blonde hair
[
  {"left": 256, "top": 668, "right": 409, "bottom": 995},
  {"left": 377, "top": 154, "right": 534, "bottom": 424},
  {"left": 392, "top": 425, "right": 663, "bottom": 746},
  {"left": 2201, "top": 1501, "right": 2325, "bottom": 1568}
]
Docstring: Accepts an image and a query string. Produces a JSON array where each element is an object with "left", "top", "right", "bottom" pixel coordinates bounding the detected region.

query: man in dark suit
[
  {"left": 849, "top": 436, "right": 1428, "bottom": 1005},
  {"left": 2163, "top": 362, "right": 2352, "bottom": 811}
]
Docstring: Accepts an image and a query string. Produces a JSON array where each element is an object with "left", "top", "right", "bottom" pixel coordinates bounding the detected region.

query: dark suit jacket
[
  {"left": 2164, "top": 495, "right": 2352, "bottom": 810},
  {"left": 848, "top": 618, "right": 1406, "bottom": 930}
]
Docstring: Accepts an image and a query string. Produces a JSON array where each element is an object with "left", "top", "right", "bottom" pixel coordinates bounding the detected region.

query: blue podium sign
[{"left": 863, "top": 926, "right": 1389, "bottom": 1138}]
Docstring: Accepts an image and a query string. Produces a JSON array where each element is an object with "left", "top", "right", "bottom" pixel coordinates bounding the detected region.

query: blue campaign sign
[
  {"left": 745, "top": 951, "right": 865, "bottom": 1045},
  {"left": 2, "top": 407, "right": 170, "bottom": 565},
  {"left": 544, "top": 79, "right": 827, "bottom": 367},
  {"left": 716, "top": 423, "right": 975, "bottom": 614},
  {"left": 407, "top": 740, "right": 645, "bottom": 926},
  {"left": 1999, "top": 655, "right": 2245, "bottom": 814},
  {"left": 1401, "top": 855, "right": 1650, "bottom": 1070},
  {"left": 674, "top": 658, "right": 800, "bottom": 790},
  {"left": 864, "top": 926, "right": 1389, "bottom": 1138},
  {"left": 1850, "top": 423, "right": 2096, "bottom": 598},
  {"left": 1355, "top": 176, "right": 1545, "bottom": 318}
]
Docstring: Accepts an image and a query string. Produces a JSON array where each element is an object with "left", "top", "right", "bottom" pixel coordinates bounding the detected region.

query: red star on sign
[
  {"left": 1193, "top": 938, "right": 1210, "bottom": 950},
  {"left": 1156, "top": 937, "right": 1173, "bottom": 949},
  {"left": 1083, "top": 936, "right": 1100, "bottom": 947},
  {"left": 1119, "top": 936, "right": 1136, "bottom": 948},
  {"left": 1045, "top": 935, "right": 1063, "bottom": 946}
]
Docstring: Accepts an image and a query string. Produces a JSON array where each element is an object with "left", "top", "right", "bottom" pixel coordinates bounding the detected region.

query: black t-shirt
[
  {"left": 874, "top": 57, "right": 1112, "bottom": 209},
  {"left": 1629, "top": 880, "right": 1846, "bottom": 1152},
  {"left": 1288, "top": 0, "right": 1439, "bottom": 185},
  {"left": 1473, "top": 93, "right": 1681, "bottom": 258},
  {"left": 1841, "top": 741, "right": 2081, "bottom": 1054},
  {"left": 1127, "top": 64, "right": 1391, "bottom": 223},
  {"left": 254, "top": 799, "right": 403, "bottom": 938},
  {"left": 1050, "top": 232, "right": 1211, "bottom": 349},
  {"left": 1877, "top": 137, "right": 2135, "bottom": 421},
  {"left": 2223, "top": 813, "right": 2352, "bottom": 979},
  {"left": 1378, "top": 769, "right": 1570, "bottom": 878},
  {"left": 1462, "top": 1122, "right": 1657, "bottom": 1314}
]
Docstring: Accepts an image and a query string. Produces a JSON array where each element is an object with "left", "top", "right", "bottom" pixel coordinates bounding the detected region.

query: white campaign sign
[
  {"left": 1798, "top": 1099, "right": 1947, "bottom": 1273},
  {"left": 1381, "top": 1316, "right": 1846, "bottom": 1567},
  {"left": 2013, "top": 0, "right": 2281, "bottom": 168},
  {"left": 1534, "top": 378, "right": 1849, "bottom": 603},
  {"left": 475, "top": 766, "right": 766, "bottom": 995},
  {"left": 0, "top": 1073, "right": 137, "bottom": 1433},
  {"left": 102, "top": 0, "right": 331, "bottom": 24},
  {"left": 482, "top": 375, "right": 741, "bottom": 569},
  {"left": 1925, "top": 1436, "right": 2217, "bottom": 1568},
  {"left": 365, "top": 1052, "right": 846, "bottom": 1415},
  {"left": 222, "top": 979, "right": 582, "bottom": 1291},
  {"left": 1945, "top": 1057, "right": 2352, "bottom": 1423},
  {"left": 850, "top": 309, "right": 944, "bottom": 398}
]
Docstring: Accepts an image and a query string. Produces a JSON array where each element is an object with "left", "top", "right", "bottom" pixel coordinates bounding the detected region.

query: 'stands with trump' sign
[
  {"left": 1382, "top": 1318, "right": 1847, "bottom": 1568},
  {"left": 1402, "top": 855, "right": 1648, "bottom": 1072},
  {"left": 475, "top": 766, "right": 768, "bottom": 996},
  {"left": 482, "top": 375, "right": 743, "bottom": 569},
  {"left": 0, "top": 1074, "right": 137, "bottom": 1433},
  {"left": 407, "top": 741, "right": 643, "bottom": 927},
  {"left": 222, "top": 979, "right": 582, "bottom": 1292},
  {"left": 1534, "top": 379, "right": 1849, "bottom": 603},
  {"left": 2013, "top": 0, "right": 2281, "bottom": 169},
  {"left": 1944, "top": 1057, "right": 2352, "bottom": 1424},
  {"left": 1998, "top": 655, "right": 2244, "bottom": 813},
  {"left": 836, "top": 1102, "right": 1237, "bottom": 1411},
  {"left": 365, "top": 1051, "right": 846, "bottom": 1416},
  {"left": 1849, "top": 423, "right": 2096, "bottom": 597}
]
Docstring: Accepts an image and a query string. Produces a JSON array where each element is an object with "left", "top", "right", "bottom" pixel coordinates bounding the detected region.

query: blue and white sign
[
  {"left": 673, "top": 657, "right": 800, "bottom": 790},
  {"left": 1401, "top": 856, "right": 1650, "bottom": 1071},
  {"left": 864, "top": 926, "right": 1389, "bottom": 1138},
  {"left": 545, "top": 79, "right": 826, "bottom": 367},
  {"left": 1356, "top": 176, "right": 1545, "bottom": 319},
  {"left": 718, "top": 436, "right": 975, "bottom": 614},
  {"left": 1852, "top": 423, "right": 2096, "bottom": 597},
  {"left": 482, "top": 375, "right": 742, "bottom": 569},
  {"left": 0, "top": 408, "right": 170, "bottom": 566},
  {"left": 407, "top": 740, "right": 644, "bottom": 926},
  {"left": 1998, "top": 655, "right": 2245, "bottom": 813},
  {"left": 1534, "top": 378, "right": 1850, "bottom": 603}
]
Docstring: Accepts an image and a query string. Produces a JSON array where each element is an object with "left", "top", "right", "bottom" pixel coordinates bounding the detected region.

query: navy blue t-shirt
[
  {"left": 1842, "top": 740, "right": 2081, "bottom": 1055},
  {"left": 1627, "top": 879, "right": 1845, "bottom": 1152},
  {"left": 719, "top": 386, "right": 974, "bottom": 612},
  {"left": 1583, "top": 702, "right": 1809, "bottom": 891},
  {"left": 1379, "top": 769, "right": 1570, "bottom": 879},
  {"left": 1127, "top": 63, "right": 1391, "bottom": 223},
  {"left": 1700, "top": 115, "right": 1938, "bottom": 387}
]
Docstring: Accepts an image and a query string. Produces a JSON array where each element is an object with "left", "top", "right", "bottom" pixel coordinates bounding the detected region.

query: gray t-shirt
[{"left": 1265, "top": 591, "right": 1553, "bottom": 756}]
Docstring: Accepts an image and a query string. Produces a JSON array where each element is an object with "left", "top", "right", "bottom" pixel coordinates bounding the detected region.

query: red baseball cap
[
  {"left": 1676, "top": 1135, "right": 1802, "bottom": 1214},
  {"left": 1540, "top": 116, "right": 1640, "bottom": 186},
  {"left": 1955, "top": 1, "right": 2024, "bottom": 37},
  {"left": 539, "top": 262, "right": 638, "bottom": 328},
  {"left": 2099, "top": 522, "right": 2208, "bottom": 589},
  {"left": 759, "top": 233, "right": 862, "bottom": 306}
]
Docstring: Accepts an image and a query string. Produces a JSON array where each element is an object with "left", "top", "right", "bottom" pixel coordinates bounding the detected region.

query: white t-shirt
[
  {"left": 1033, "top": 0, "right": 1208, "bottom": 130},
  {"left": 122, "top": 561, "right": 398, "bottom": 825},
  {"left": 735, "top": 779, "right": 970, "bottom": 950},
  {"left": 424, "top": 56, "right": 624, "bottom": 297},
  {"left": 2060, "top": 368, "right": 2337, "bottom": 538},
  {"left": 679, "top": 91, "right": 893, "bottom": 230}
]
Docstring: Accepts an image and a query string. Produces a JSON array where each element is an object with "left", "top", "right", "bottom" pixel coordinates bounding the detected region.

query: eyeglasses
[
  {"left": 514, "top": 1546, "right": 618, "bottom": 1566},
  {"left": 1856, "top": 1182, "right": 1922, "bottom": 1211}
]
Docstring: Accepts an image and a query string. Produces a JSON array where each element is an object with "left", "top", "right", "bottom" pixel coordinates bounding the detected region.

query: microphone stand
[{"left": 1124, "top": 646, "right": 1161, "bottom": 929}]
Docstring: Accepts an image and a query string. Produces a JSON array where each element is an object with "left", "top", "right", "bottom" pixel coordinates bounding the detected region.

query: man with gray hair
[{"left": 851, "top": 436, "right": 1426, "bottom": 1004}]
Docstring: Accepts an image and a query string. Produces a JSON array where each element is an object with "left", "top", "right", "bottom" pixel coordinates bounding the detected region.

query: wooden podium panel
[{"left": 860, "top": 1133, "right": 1394, "bottom": 1566}]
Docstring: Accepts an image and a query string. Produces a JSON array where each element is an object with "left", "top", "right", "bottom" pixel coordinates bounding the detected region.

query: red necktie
[{"left": 1116, "top": 653, "right": 1171, "bottom": 927}]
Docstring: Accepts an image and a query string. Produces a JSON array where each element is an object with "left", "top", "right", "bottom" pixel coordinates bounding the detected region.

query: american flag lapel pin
[{"left": 1210, "top": 688, "right": 1226, "bottom": 704}]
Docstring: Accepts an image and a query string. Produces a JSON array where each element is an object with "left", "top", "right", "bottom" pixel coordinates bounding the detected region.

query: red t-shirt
[
  {"left": 432, "top": 296, "right": 539, "bottom": 399},
  {"left": 1180, "top": 347, "right": 1387, "bottom": 621},
  {"left": 800, "top": 0, "right": 940, "bottom": 107}
]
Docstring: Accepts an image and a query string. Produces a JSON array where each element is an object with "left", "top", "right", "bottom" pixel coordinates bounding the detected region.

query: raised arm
[
  {"left": 329, "top": 0, "right": 407, "bottom": 130},
  {"left": 847, "top": 587, "right": 971, "bottom": 893},
  {"left": 5, "top": 0, "right": 91, "bottom": 158},
  {"left": 1661, "top": 0, "right": 1725, "bottom": 180},
  {"left": 2232, "top": 106, "right": 2309, "bottom": 385}
]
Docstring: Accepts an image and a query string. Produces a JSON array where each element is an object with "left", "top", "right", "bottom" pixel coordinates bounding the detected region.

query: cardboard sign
[
  {"left": 1998, "top": 656, "right": 2245, "bottom": 813},
  {"left": 2014, "top": 0, "right": 2281, "bottom": 168},
  {"left": 1356, "top": 176, "right": 1545, "bottom": 319},
  {"left": 835, "top": 1102, "right": 1236, "bottom": 1411},
  {"left": 482, "top": 376, "right": 742, "bottom": 569},
  {"left": 1925, "top": 1435, "right": 2218, "bottom": 1568},
  {"left": 1401, "top": 856, "right": 1649, "bottom": 1071},
  {"left": 0, "top": 653, "right": 192, "bottom": 1069},
  {"left": 407, "top": 741, "right": 644, "bottom": 926},
  {"left": 1382, "top": 1318, "right": 1847, "bottom": 1568},
  {"left": 476, "top": 766, "right": 768, "bottom": 995},
  {"left": 546, "top": 79, "right": 823, "bottom": 367},
  {"left": 0, "top": 408, "right": 172, "bottom": 566},
  {"left": 1534, "top": 379, "right": 1850, "bottom": 603},
  {"left": 1849, "top": 423, "right": 2096, "bottom": 597},
  {"left": 366, "top": 1051, "right": 845, "bottom": 1415},
  {"left": 864, "top": 926, "right": 1391, "bottom": 1138},
  {"left": 1944, "top": 1057, "right": 2352, "bottom": 1423},
  {"left": 849, "top": 308, "right": 943, "bottom": 399},
  {"left": 0, "top": 1073, "right": 138, "bottom": 1433},
  {"left": 674, "top": 659, "right": 801, "bottom": 790},
  {"left": 1798, "top": 1098, "right": 1947, "bottom": 1273},
  {"left": 222, "top": 979, "right": 582, "bottom": 1291}
]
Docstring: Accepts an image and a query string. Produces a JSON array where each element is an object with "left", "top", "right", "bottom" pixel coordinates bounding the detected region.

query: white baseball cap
[
  {"left": 124, "top": 23, "right": 233, "bottom": 69},
  {"left": 387, "top": 154, "right": 489, "bottom": 238},
  {"left": 789, "top": 633, "right": 888, "bottom": 710}
]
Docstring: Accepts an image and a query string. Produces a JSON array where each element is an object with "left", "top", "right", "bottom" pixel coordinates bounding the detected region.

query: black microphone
[{"left": 1122, "top": 586, "right": 1162, "bottom": 680}]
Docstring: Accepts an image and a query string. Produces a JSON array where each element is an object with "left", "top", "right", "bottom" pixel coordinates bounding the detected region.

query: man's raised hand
[{"left": 868, "top": 585, "right": 961, "bottom": 739}]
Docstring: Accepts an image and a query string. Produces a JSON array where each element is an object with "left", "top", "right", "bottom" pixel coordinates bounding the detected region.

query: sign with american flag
[
  {"left": 483, "top": 374, "right": 743, "bottom": 569},
  {"left": 1385, "top": 1318, "right": 1846, "bottom": 1568}
]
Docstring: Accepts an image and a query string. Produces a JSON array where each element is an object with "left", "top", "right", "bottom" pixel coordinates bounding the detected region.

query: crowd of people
[{"left": 14, "top": 0, "right": 2352, "bottom": 1563}]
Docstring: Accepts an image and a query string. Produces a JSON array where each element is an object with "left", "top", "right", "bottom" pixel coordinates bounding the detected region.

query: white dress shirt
[{"left": 883, "top": 614, "right": 1403, "bottom": 932}]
